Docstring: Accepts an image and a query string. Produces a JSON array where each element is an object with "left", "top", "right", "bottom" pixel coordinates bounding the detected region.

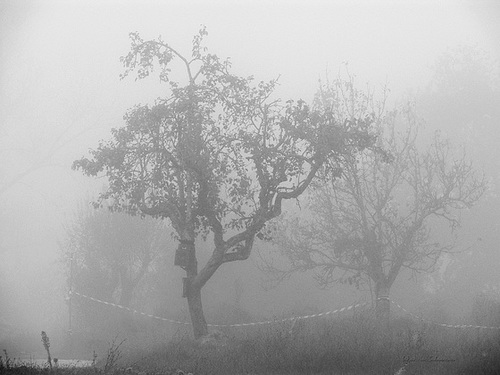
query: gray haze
[{"left": 1, "top": 0, "right": 500, "bottom": 354}]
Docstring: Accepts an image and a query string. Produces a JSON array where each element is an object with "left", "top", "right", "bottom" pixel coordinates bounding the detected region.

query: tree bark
[
  {"left": 186, "top": 284, "right": 208, "bottom": 339},
  {"left": 177, "top": 239, "right": 209, "bottom": 339},
  {"left": 374, "top": 279, "right": 391, "bottom": 325}
]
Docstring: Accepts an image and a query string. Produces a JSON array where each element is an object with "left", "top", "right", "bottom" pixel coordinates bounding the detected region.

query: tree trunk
[
  {"left": 186, "top": 284, "right": 208, "bottom": 339},
  {"left": 375, "top": 279, "right": 391, "bottom": 325},
  {"left": 373, "top": 278, "right": 391, "bottom": 346},
  {"left": 118, "top": 276, "right": 136, "bottom": 331},
  {"left": 176, "top": 239, "right": 209, "bottom": 339}
]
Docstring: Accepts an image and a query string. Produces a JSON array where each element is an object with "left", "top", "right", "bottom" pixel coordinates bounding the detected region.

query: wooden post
[{"left": 69, "top": 253, "right": 74, "bottom": 334}]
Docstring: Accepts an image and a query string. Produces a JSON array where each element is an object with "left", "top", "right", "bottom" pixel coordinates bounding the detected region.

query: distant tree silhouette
[{"left": 64, "top": 203, "right": 168, "bottom": 329}]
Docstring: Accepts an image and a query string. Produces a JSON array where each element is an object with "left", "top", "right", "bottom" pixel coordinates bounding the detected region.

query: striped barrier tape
[
  {"left": 71, "top": 291, "right": 190, "bottom": 325},
  {"left": 71, "top": 292, "right": 500, "bottom": 330},
  {"left": 390, "top": 299, "right": 500, "bottom": 330},
  {"left": 211, "top": 302, "right": 368, "bottom": 328},
  {"left": 70, "top": 290, "right": 367, "bottom": 328}
]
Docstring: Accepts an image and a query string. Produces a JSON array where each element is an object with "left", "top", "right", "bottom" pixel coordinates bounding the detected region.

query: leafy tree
[
  {"left": 73, "top": 28, "right": 377, "bottom": 338},
  {"left": 265, "top": 93, "right": 486, "bottom": 322},
  {"left": 64, "top": 203, "right": 168, "bottom": 329}
]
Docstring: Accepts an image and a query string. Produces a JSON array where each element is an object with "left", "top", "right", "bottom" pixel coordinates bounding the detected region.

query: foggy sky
[{"left": 1, "top": 0, "right": 499, "bottom": 335}]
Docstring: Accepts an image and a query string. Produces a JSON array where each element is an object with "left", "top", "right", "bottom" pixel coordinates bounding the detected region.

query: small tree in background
[
  {"left": 263, "top": 84, "right": 486, "bottom": 323},
  {"left": 64, "top": 203, "right": 168, "bottom": 330},
  {"left": 73, "top": 28, "right": 377, "bottom": 338},
  {"left": 417, "top": 46, "right": 500, "bottom": 308}
]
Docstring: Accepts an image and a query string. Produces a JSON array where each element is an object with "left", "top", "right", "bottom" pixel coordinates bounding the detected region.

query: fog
[{"left": 1, "top": 0, "right": 500, "bottom": 364}]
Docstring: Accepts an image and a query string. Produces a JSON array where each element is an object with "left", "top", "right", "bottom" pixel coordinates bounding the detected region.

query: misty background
[{"left": 1, "top": 0, "right": 500, "bottom": 355}]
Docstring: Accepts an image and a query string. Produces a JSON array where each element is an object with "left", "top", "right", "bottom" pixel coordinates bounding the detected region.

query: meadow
[{"left": 2, "top": 307, "right": 499, "bottom": 375}]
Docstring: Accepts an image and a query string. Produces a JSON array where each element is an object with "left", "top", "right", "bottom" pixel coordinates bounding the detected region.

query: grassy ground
[
  {"left": 2, "top": 311, "right": 500, "bottom": 374},
  {"left": 126, "top": 313, "right": 500, "bottom": 375}
]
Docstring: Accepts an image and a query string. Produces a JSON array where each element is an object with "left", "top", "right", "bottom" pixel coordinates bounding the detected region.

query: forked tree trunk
[{"left": 181, "top": 172, "right": 210, "bottom": 338}]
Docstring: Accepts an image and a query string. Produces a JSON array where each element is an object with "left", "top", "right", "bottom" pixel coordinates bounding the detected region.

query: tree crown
[{"left": 73, "top": 28, "right": 377, "bottom": 255}]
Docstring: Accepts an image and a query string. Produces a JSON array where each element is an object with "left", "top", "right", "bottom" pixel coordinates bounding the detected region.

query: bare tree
[{"left": 264, "top": 100, "right": 486, "bottom": 323}]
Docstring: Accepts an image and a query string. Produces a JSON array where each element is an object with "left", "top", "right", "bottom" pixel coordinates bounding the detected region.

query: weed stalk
[{"left": 41, "top": 331, "right": 52, "bottom": 370}]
